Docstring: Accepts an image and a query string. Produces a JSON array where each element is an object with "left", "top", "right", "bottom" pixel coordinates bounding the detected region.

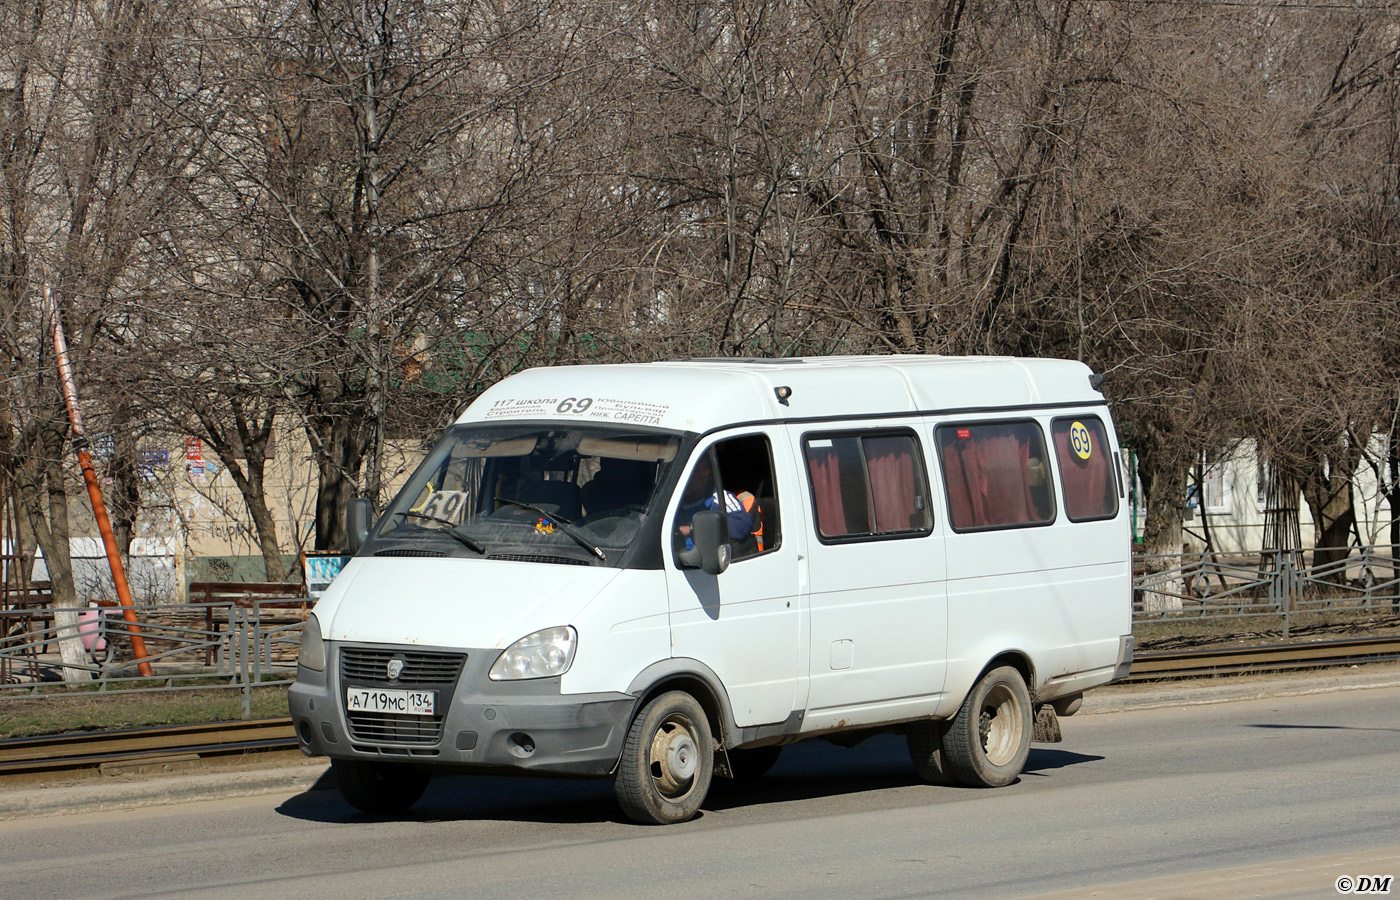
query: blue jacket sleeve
[{"left": 704, "top": 493, "right": 754, "bottom": 540}]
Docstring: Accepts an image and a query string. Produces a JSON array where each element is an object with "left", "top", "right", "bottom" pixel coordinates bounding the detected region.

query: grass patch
[{"left": 0, "top": 685, "right": 290, "bottom": 739}]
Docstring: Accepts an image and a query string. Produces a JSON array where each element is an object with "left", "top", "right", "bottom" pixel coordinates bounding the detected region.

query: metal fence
[
  {"left": 4, "top": 543, "right": 1398, "bottom": 712},
  {"left": 0, "top": 599, "right": 306, "bottom": 717},
  {"left": 1134, "top": 544, "right": 1400, "bottom": 635}
]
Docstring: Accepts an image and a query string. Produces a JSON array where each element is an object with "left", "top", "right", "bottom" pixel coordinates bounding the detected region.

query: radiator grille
[
  {"left": 340, "top": 648, "right": 466, "bottom": 685},
  {"left": 339, "top": 648, "right": 466, "bottom": 747}
]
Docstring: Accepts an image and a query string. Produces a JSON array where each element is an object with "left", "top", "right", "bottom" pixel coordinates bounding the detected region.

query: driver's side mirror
[
  {"left": 677, "top": 509, "right": 730, "bottom": 576},
  {"left": 346, "top": 498, "right": 375, "bottom": 554}
]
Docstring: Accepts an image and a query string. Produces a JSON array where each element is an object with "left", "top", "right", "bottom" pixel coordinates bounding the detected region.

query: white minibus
[{"left": 290, "top": 355, "right": 1134, "bottom": 824}]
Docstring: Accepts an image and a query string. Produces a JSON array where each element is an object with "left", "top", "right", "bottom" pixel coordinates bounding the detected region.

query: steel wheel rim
[
  {"left": 978, "top": 682, "right": 1023, "bottom": 766},
  {"left": 649, "top": 713, "right": 700, "bottom": 798}
]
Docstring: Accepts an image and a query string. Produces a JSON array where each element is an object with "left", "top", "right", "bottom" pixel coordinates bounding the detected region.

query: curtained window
[
  {"left": 804, "top": 432, "right": 932, "bottom": 541},
  {"left": 937, "top": 421, "right": 1055, "bottom": 531},
  {"left": 1051, "top": 418, "right": 1119, "bottom": 522}
]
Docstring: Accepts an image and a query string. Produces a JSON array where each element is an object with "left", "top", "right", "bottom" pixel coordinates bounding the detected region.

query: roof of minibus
[{"left": 454, "top": 355, "right": 1105, "bottom": 434}]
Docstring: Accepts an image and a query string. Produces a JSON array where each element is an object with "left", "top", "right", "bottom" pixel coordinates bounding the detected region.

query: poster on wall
[{"left": 185, "top": 437, "right": 205, "bottom": 479}]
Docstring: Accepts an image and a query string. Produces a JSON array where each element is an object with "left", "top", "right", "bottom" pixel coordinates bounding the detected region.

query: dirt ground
[{"left": 1134, "top": 611, "right": 1400, "bottom": 652}]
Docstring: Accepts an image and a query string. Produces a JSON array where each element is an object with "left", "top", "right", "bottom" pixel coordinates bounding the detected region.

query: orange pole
[{"left": 45, "top": 284, "right": 153, "bottom": 677}]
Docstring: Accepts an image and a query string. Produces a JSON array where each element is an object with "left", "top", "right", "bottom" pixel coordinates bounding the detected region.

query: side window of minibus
[
  {"left": 673, "top": 434, "right": 779, "bottom": 563},
  {"left": 802, "top": 430, "right": 933, "bottom": 541},
  {"left": 1050, "top": 417, "right": 1120, "bottom": 522},
  {"left": 935, "top": 421, "right": 1056, "bottom": 531}
]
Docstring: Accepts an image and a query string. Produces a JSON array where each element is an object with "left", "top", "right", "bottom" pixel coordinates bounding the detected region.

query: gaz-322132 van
[{"left": 290, "top": 356, "right": 1135, "bottom": 824}]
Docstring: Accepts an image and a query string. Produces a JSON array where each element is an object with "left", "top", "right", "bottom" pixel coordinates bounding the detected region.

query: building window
[
  {"left": 1051, "top": 417, "right": 1119, "bottom": 522},
  {"left": 936, "top": 421, "right": 1055, "bottom": 531},
  {"left": 1200, "top": 450, "right": 1233, "bottom": 515},
  {"left": 803, "top": 431, "right": 932, "bottom": 541}
]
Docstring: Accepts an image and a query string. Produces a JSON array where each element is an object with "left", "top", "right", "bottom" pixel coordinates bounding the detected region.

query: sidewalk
[{"left": 4, "top": 662, "right": 1399, "bottom": 821}]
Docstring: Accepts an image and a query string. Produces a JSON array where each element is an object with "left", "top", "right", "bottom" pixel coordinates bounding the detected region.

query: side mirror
[
  {"left": 346, "top": 498, "right": 375, "bottom": 554},
  {"left": 677, "top": 509, "right": 730, "bottom": 576}
]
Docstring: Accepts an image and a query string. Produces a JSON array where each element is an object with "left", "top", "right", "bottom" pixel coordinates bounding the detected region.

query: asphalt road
[{"left": 1, "top": 682, "right": 1397, "bottom": 900}]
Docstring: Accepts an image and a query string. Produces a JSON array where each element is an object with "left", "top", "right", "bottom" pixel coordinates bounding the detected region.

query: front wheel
[
  {"left": 942, "top": 666, "right": 1032, "bottom": 788},
  {"left": 614, "top": 691, "right": 714, "bottom": 824},
  {"left": 332, "top": 758, "right": 430, "bottom": 814}
]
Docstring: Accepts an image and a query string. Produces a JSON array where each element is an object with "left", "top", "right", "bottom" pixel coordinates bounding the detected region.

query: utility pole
[{"left": 46, "top": 284, "right": 153, "bottom": 677}]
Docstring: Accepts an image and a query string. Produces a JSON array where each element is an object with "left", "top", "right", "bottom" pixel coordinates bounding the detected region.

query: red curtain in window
[
  {"left": 807, "top": 447, "right": 849, "bottom": 536},
  {"left": 942, "top": 438, "right": 976, "bottom": 528},
  {"left": 984, "top": 430, "right": 1036, "bottom": 526},
  {"left": 942, "top": 427, "right": 1036, "bottom": 529},
  {"left": 866, "top": 436, "right": 920, "bottom": 531},
  {"left": 1054, "top": 422, "right": 1115, "bottom": 520}
]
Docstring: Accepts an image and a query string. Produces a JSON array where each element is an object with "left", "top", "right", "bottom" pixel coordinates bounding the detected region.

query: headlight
[
  {"left": 489, "top": 626, "right": 577, "bottom": 680},
  {"left": 298, "top": 613, "right": 325, "bottom": 672}
]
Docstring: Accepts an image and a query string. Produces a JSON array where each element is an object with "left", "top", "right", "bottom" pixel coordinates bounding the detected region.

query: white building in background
[
  {"left": 1166, "top": 439, "right": 1394, "bottom": 556},
  {"left": 32, "top": 536, "right": 181, "bottom": 605}
]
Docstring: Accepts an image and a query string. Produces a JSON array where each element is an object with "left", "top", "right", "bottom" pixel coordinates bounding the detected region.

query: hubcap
[{"left": 649, "top": 715, "right": 700, "bottom": 797}]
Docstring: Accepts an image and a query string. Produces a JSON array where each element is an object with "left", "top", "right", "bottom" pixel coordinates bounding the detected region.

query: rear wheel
[
  {"left": 942, "top": 666, "right": 1032, "bottom": 788},
  {"left": 615, "top": 690, "right": 713, "bottom": 824},
  {"left": 332, "top": 758, "right": 430, "bottom": 814},
  {"left": 906, "top": 720, "right": 953, "bottom": 785}
]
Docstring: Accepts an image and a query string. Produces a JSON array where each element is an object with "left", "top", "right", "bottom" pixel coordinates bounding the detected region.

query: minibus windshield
[{"left": 371, "top": 424, "right": 682, "bottom": 565}]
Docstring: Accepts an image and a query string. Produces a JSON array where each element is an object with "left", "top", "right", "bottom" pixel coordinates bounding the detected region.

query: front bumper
[{"left": 289, "top": 642, "right": 635, "bottom": 777}]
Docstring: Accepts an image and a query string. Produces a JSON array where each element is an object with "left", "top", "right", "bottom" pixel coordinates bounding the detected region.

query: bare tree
[{"left": 0, "top": 0, "right": 198, "bottom": 675}]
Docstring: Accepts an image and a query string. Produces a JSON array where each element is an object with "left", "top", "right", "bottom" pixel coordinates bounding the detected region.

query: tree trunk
[
  {"left": 18, "top": 428, "right": 91, "bottom": 682},
  {"left": 107, "top": 427, "right": 141, "bottom": 572},
  {"left": 1136, "top": 442, "right": 1186, "bottom": 611},
  {"left": 310, "top": 411, "right": 366, "bottom": 552},
  {"left": 240, "top": 458, "right": 287, "bottom": 582},
  {"left": 195, "top": 407, "right": 289, "bottom": 583},
  {"left": 1302, "top": 466, "right": 1356, "bottom": 580}
]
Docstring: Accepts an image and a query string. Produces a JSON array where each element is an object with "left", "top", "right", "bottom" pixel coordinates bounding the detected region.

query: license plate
[{"left": 345, "top": 687, "right": 436, "bottom": 716}]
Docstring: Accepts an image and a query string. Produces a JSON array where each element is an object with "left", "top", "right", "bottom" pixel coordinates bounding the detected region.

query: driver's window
[{"left": 672, "top": 434, "right": 779, "bottom": 563}]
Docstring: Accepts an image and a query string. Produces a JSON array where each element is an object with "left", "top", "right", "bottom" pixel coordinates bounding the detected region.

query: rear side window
[
  {"left": 936, "top": 421, "right": 1055, "bottom": 531},
  {"left": 1051, "top": 417, "right": 1119, "bottom": 522},
  {"left": 803, "top": 431, "right": 933, "bottom": 541}
]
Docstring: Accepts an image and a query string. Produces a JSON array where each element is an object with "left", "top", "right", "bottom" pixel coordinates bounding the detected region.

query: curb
[
  {"left": 1082, "top": 661, "right": 1400, "bottom": 714},
  {"left": 0, "top": 759, "right": 332, "bottom": 821}
]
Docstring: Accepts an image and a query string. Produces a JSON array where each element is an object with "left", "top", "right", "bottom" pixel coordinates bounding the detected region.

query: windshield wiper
[
  {"left": 396, "top": 511, "right": 488, "bottom": 555},
  {"left": 493, "top": 496, "right": 607, "bottom": 562}
]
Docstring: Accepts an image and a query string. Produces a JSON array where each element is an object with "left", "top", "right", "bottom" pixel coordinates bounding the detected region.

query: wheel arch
[
  {"left": 947, "top": 648, "right": 1038, "bottom": 709},
  {"left": 984, "top": 650, "right": 1036, "bottom": 690},
  {"left": 625, "top": 658, "right": 736, "bottom": 747}
]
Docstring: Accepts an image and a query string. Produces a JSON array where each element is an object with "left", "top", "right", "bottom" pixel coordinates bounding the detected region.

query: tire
[
  {"left": 332, "top": 758, "right": 431, "bottom": 814},
  {"left": 942, "top": 665, "right": 1032, "bottom": 788},
  {"left": 614, "top": 690, "right": 714, "bottom": 824},
  {"left": 906, "top": 720, "right": 953, "bottom": 785},
  {"left": 727, "top": 745, "right": 782, "bottom": 780}
]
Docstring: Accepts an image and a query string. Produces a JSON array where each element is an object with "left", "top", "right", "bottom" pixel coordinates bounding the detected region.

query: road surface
[{"left": 1, "top": 684, "right": 1396, "bottom": 900}]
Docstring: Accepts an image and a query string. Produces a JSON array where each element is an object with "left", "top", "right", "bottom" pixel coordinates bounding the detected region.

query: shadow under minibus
[{"left": 275, "top": 734, "right": 1104, "bottom": 826}]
